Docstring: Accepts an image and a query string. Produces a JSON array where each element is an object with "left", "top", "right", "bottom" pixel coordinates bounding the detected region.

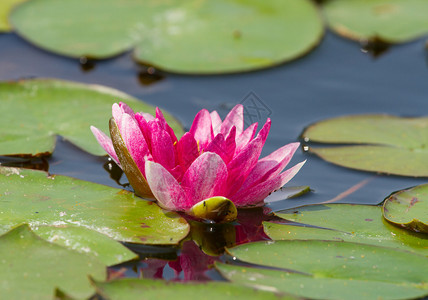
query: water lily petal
[
  {"left": 226, "top": 135, "right": 264, "bottom": 197},
  {"left": 156, "top": 107, "right": 178, "bottom": 145},
  {"left": 140, "top": 112, "right": 155, "bottom": 121},
  {"left": 150, "top": 121, "right": 176, "bottom": 171},
  {"left": 205, "top": 133, "right": 227, "bottom": 162},
  {"left": 221, "top": 104, "right": 244, "bottom": 136},
  {"left": 112, "top": 103, "right": 123, "bottom": 131},
  {"left": 239, "top": 142, "right": 300, "bottom": 191},
  {"left": 231, "top": 160, "right": 306, "bottom": 207},
  {"left": 177, "top": 132, "right": 199, "bottom": 171},
  {"left": 189, "top": 109, "right": 214, "bottom": 149},
  {"left": 145, "top": 161, "right": 187, "bottom": 211},
  {"left": 119, "top": 101, "right": 135, "bottom": 116},
  {"left": 181, "top": 152, "right": 228, "bottom": 208},
  {"left": 134, "top": 113, "right": 152, "bottom": 151},
  {"left": 90, "top": 126, "right": 120, "bottom": 166},
  {"left": 210, "top": 110, "right": 222, "bottom": 135},
  {"left": 257, "top": 118, "right": 271, "bottom": 144},
  {"left": 120, "top": 113, "right": 150, "bottom": 176},
  {"left": 236, "top": 122, "right": 258, "bottom": 153},
  {"left": 224, "top": 126, "right": 237, "bottom": 164}
]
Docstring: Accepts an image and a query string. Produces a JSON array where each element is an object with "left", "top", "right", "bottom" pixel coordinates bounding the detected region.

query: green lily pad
[
  {"left": 10, "top": 0, "right": 324, "bottom": 74},
  {"left": 383, "top": 183, "right": 428, "bottom": 233},
  {"left": 217, "top": 240, "right": 428, "bottom": 300},
  {"left": 0, "top": 224, "right": 105, "bottom": 299},
  {"left": 0, "top": 0, "right": 25, "bottom": 32},
  {"left": 264, "top": 186, "right": 311, "bottom": 203},
  {"left": 35, "top": 225, "right": 137, "bottom": 266},
  {"left": 323, "top": 0, "right": 428, "bottom": 43},
  {"left": 301, "top": 115, "right": 428, "bottom": 177},
  {"left": 265, "top": 204, "right": 428, "bottom": 256},
  {"left": 0, "top": 78, "right": 183, "bottom": 157},
  {"left": 92, "top": 278, "right": 298, "bottom": 300},
  {"left": 0, "top": 167, "right": 190, "bottom": 248}
]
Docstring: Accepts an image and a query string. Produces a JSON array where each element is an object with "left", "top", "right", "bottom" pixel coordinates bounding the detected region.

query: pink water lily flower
[{"left": 91, "top": 102, "right": 305, "bottom": 213}]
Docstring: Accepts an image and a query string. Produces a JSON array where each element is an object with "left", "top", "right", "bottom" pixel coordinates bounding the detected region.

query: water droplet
[
  {"left": 79, "top": 56, "right": 96, "bottom": 72},
  {"left": 137, "top": 66, "right": 165, "bottom": 86},
  {"left": 360, "top": 38, "right": 390, "bottom": 58}
]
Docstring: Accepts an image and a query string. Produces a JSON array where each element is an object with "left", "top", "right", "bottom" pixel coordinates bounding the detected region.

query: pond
[{"left": 0, "top": 3, "right": 428, "bottom": 299}]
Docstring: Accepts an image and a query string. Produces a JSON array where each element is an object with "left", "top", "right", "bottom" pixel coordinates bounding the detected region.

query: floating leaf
[
  {"left": 217, "top": 240, "right": 428, "bottom": 299},
  {"left": 0, "top": 167, "right": 190, "bottom": 249},
  {"left": 264, "top": 186, "right": 311, "bottom": 203},
  {"left": 0, "top": 79, "right": 183, "bottom": 157},
  {"left": 92, "top": 277, "right": 299, "bottom": 300},
  {"left": 265, "top": 204, "right": 428, "bottom": 256},
  {"left": 0, "top": 224, "right": 105, "bottom": 299},
  {"left": 35, "top": 225, "right": 137, "bottom": 266},
  {"left": 383, "top": 183, "right": 428, "bottom": 233},
  {"left": 10, "top": 0, "right": 324, "bottom": 74},
  {"left": 301, "top": 115, "right": 428, "bottom": 177},
  {"left": 323, "top": 0, "right": 428, "bottom": 43},
  {"left": 0, "top": 0, "right": 25, "bottom": 32}
]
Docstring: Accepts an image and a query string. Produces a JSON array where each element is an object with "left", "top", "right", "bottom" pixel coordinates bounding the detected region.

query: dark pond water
[{"left": 1, "top": 31, "right": 427, "bottom": 280}]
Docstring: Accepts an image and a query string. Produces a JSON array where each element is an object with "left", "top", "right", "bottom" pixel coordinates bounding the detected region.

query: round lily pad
[
  {"left": 0, "top": 167, "right": 190, "bottom": 248},
  {"left": 323, "top": 0, "right": 428, "bottom": 43},
  {"left": 92, "top": 278, "right": 299, "bottom": 300},
  {"left": 0, "top": 0, "right": 25, "bottom": 32},
  {"left": 383, "top": 183, "right": 428, "bottom": 233},
  {"left": 10, "top": 0, "right": 324, "bottom": 74},
  {"left": 0, "top": 78, "right": 183, "bottom": 157},
  {"left": 217, "top": 240, "right": 428, "bottom": 299},
  {"left": 265, "top": 203, "right": 428, "bottom": 256},
  {"left": 301, "top": 115, "right": 428, "bottom": 177},
  {"left": 0, "top": 224, "right": 106, "bottom": 299}
]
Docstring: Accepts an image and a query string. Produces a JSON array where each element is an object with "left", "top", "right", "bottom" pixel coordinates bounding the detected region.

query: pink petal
[
  {"left": 156, "top": 107, "right": 178, "bottom": 145},
  {"left": 210, "top": 111, "right": 222, "bottom": 135},
  {"left": 119, "top": 102, "right": 135, "bottom": 116},
  {"left": 239, "top": 142, "right": 300, "bottom": 191},
  {"left": 90, "top": 126, "right": 120, "bottom": 166},
  {"left": 112, "top": 103, "right": 123, "bottom": 131},
  {"left": 231, "top": 161, "right": 306, "bottom": 207},
  {"left": 224, "top": 126, "right": 237, "bottom": 164},
  {"left": 225, "top": 135, "right": 264, "bottom": 197},
  {"left": 257, "top": 118, "right": 271, "bottom": 144},
  {"left": 150, "top": 121, "right": 176, "bottom": 171},
  {"left": 235, "top": 122, "right": 258, "bottom": 153},
  {"left": 177, "top": 132, "right": 200, "bottom": 171},
  {"left": 145, "top": 161, "right": 187, "bottom": 211},
  {"left": 189, "top": 109, "right": 214, "bottom": 149},
  {"left": 140, "top": 112, "right": 155, "bottom": 121},
  {"left": 181, "top": 152, "right": 228, "bottom": 208},
  {"left": 120, "top": 113, "right": 150, "bottom": 176},
  {"left": 220, "top": 104, "right": 244, "bottom": 137},
  {"left": 134, "top": 113, "right": 152, "bottom": 151},
  {"left": 205, "top": 133, "right": 226, "bottom": 162}
]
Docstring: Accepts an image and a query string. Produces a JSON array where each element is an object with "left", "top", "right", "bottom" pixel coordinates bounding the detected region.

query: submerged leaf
[
  {"left": 217, "top": 240, "right": 428, "bottom": 299},
  {"left": 323, "top": 0, "right": 428, "bottom": 43},
  {"left": 265, "top": 204, "right": 428, "bottom": 256},
  {"left": 301, "top": 115, "right": 428, "bottom": 177},
  {"left": 0, "top": 167, "right": 190, "bottom": 251},
  {"left": 383, "top": 183, "right": 428, "bottom": 233},
  {"left": 0, "top": 224, "right": 105, "bottom": 299},
  {"left": 92, "top": 277, "right": 299, "bottom": 300},
  {"left": 10, "top": 0, "right": 324, "bottom": 74},
  {"left": 0, "top": 79, "right": 183, "bottom": 157}
]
